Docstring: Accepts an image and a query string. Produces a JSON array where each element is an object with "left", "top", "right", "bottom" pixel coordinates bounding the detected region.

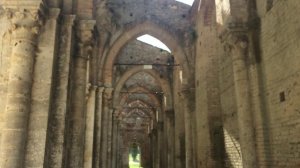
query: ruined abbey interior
[{"left": 0, "top": 0, "right": 299, "bottom": 168}]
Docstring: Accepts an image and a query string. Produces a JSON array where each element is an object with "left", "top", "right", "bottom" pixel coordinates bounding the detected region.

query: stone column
[
  {"left": 83, "top": 86, "right": 97, "bottom": 168},
  {"left": 45, "top": 14, "right": 76, "bottom": 168},
  {"left": 67, "top": 19, "right": 96, "bottom": 168},
  {"left": 182, "top": 91, "right": 196, "bottom": 168},
  {"left": 165, "top": 110, "right": 175, "bottom": 168},
  {"left": 151, "top": 128, "right": 157, "bottom": 168},
  {"left": 25, "top": 8, "right": 61, "bottom": 168},
  {"left": 0, "top": 5, "right": 42, "bottom": 167},
  {"left": 175, "top": 93, "right": 186, "bottom": 168},
  {"left": 100, "top": 88, "right": 114, "bottom": 168},
  {"left": 156, "top": 120, "right": 164, "bottom": 168},
  {"left": 93, "top": 87, "right": 105, "bottom": 168},
  {"left": 106, "top": 108, "right": 114, "bottom": 168},
  {"left": 111, "top": 114, "right": 119, "bottom": 168},
  {"left": 225, "top": 31, "right": 257, "bottom": 168}
]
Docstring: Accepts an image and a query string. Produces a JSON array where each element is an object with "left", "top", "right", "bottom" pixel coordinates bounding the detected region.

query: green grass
[{"left": 129, "top": 154, "right": 141, "bottom": 168}]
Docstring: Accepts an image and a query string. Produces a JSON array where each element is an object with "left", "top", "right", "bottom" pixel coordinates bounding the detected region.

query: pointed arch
[
  {"left": 99, "top": 20, "right": 190, "bottom": 86},
  {"left": 112, "top": 66, "right": 172, "bottom": 111}
]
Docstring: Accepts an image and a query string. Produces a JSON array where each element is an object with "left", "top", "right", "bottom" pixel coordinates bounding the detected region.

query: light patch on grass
[{"left": 129, "top": 154, "right": 142, "bottom": 168}]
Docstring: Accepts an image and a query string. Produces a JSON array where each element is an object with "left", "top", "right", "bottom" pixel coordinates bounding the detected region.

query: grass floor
[{"left": 129, "top": 154, "right": 141, "bottom": 168}]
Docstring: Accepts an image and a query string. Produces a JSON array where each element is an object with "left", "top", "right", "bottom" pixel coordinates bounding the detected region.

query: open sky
[{"left": 137, "top": 34, "right": 171, "bottom": 53}]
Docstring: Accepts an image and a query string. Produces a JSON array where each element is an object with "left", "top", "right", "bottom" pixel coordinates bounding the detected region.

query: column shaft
[
  {"left": 83, "top": 86, "right": 97, "bottom": 168},
  {"left": 183, "top": 93, "right": 196, "bottom": 168},
  {"left": 106, "top": 109, "right": 114, "bottom": 168},
  {"left": 0, "top": 23, "right": 40, "bottom": 168},
  {"left": 111, "top": 116, "right": 119, "bottom": 168},
  {"left": 166, "top": 111, "right": 175, "bottom": 168},
  {"left": 93, "top": 87, "right": 104, "bottom": 168},
  {"left": 45, "top": 15, "right": 76, "bottom": 168},
  {"left": 230, "top": 35, "right": 257, "bottom": 168},
  {"left": 67, "top": 51, "right": 88, "bottom": 168},
  {"left": 25, "top": 8, "right": 60, "bottom": 168},
  {"left": 100, "top": 88, "right": 113, "bottom": 168},
  {"left": 66, "top": 19, "right": 95, "bottom": 168}
]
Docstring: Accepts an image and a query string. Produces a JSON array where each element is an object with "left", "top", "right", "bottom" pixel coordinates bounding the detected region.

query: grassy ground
[{"left": 129, "top": 154, "right": 141, "bottom": 168}]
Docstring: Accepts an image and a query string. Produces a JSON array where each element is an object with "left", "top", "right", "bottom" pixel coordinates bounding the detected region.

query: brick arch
[
  {"left": 118, "top": 86, "right": 161, "bottom": 110},
  {"left": 118, "top": 99, "right": 156, "bottom": 120},
  {"left": 100, "top": 20, "right": 190, "bottom": 86},
  {"left": 112, "top": 66, "right": 172, "bottom": 111}
]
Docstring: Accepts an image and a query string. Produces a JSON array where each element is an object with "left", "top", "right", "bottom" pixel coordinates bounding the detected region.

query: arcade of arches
[{"left": 0, "top": 0, "right": 300, "bottom": 168}]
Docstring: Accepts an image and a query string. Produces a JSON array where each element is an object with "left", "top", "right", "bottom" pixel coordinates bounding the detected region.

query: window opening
[
  {"left": 137, "top": 34, "right": 171, "bottom": 53},
  {"left": 129, "top": 143, "right": 141, "bottom": 168},
  {"left": 175, "top": 0, "right": 194, "bottom": 6}
]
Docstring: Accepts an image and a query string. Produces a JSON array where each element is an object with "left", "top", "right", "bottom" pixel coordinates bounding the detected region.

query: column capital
[
  {"left": 4, "top": 5, "right": 45, "bottom": 40},
  {"left": 48, "top": 8, "right": 60, "bottom": 20},
  {"left": 1, "top": 0, "right": 44, "bottom": 10},
  {"left": 104, "top": 87, "right": 114, "bottom": 99},
  {"left": 97, "top": 86, "right": 105, "bottom": 93},
  {"left": 76, "top": 20, "right": 96, "bottom": 44},
  {"left": 220, "top": 23, "right": 249, "bottom": 49},
  {"left": 62, "top": 15, "right": 76, "bottom": 26},
  {"left": 75, "top": 19, "right": 96, "bottom": 59}
]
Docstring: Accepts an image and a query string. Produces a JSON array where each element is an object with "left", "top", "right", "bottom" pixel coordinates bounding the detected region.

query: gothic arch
[
  {"left": 112, "top": 66, "right": 172, "bottom": 111},
  {"left": 99, "top": 20, "right": 190, "bottom": 86}
]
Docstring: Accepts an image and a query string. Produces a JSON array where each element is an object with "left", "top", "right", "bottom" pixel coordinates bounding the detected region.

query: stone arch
[
  {"left": 118, "top": 86, "right": 161, "bottom": 110},
  {"left": 100, "top": 20, "right": 190, "bottom": 86},
  {"left": 118, "top": 99, "right": 156, "bottom": 119},
  {"left": 112, "top": 66, "right": 172, "bottom": 111}
]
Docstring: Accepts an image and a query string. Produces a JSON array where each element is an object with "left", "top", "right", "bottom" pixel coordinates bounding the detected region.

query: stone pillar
[
  {"left": 165, "top": 110, "right": 175, "bottom": 168},
  {"left": 83, "top": 86, "right": 97, "bottom": 168},
  {"left": 112, "top": 114, "right": 119, "bottom": 168},
  {"left": 151, "top": 128, "right": 157, "bottom": 168},
  {"left": 107, "top": 108, "right": 114, "bottom": 168},
  {"left": 156, "top": 121, "right": 164, "bottom": 168},
  {"left": 45, "top": 14, "right": 76, "bottom": 168},
  {"left": 100, "top": 88, "right": 114, "bottom": 168},
  {"left": 67, "top": 19, "right": 96, "bottom": 168},
  {"left": 93, "top": 87, "right": 105, "bottom": 168},
  {"left": 225, "top": 31, "right": 257, "bottom": 168},
  {"left": 175, "top": 93, "right": 186, "bottom": 168},
  {"left": 182, "top": 91, "right": 196, "bottom": 168},
  {"left": 25, "top": 8, "right": 61, "bottom": 168},
  {"left": 0, "top": 4, "right": 42, "bottom": 167}
]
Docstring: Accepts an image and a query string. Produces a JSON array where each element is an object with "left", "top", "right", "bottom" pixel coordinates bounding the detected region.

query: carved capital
[
  {"left": 104, "top": 87, "right": 114, "bottom": 99},
  {"left": 5, "top": 6, "right": 45, "bottom": 40},
  {"left": 76, "top": 20, "right": 96, "bottom": 43},
  {"left": 75, "top": 20, "right": 96, "bottom": 59},
  {"left": 97, "top": 86, "right": 105, "bottom": 93},
  {"left": 221, "top": 22, "right": 249, "bottom": 50},
  {"left": 48, "top": 8, "right": 60, "bottom": 20},
  {"left": 61, "top": 15, "right": 76, "bottom": 25}
]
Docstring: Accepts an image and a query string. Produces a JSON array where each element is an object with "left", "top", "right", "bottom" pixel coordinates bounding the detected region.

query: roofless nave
[{"left": 0, "top": 0, "right": 300, "bottom": 168}]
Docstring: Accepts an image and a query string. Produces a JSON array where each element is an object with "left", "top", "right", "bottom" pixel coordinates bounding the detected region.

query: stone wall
[{"left": 255, "top": 0, "right": 300, "bottom": 167}]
